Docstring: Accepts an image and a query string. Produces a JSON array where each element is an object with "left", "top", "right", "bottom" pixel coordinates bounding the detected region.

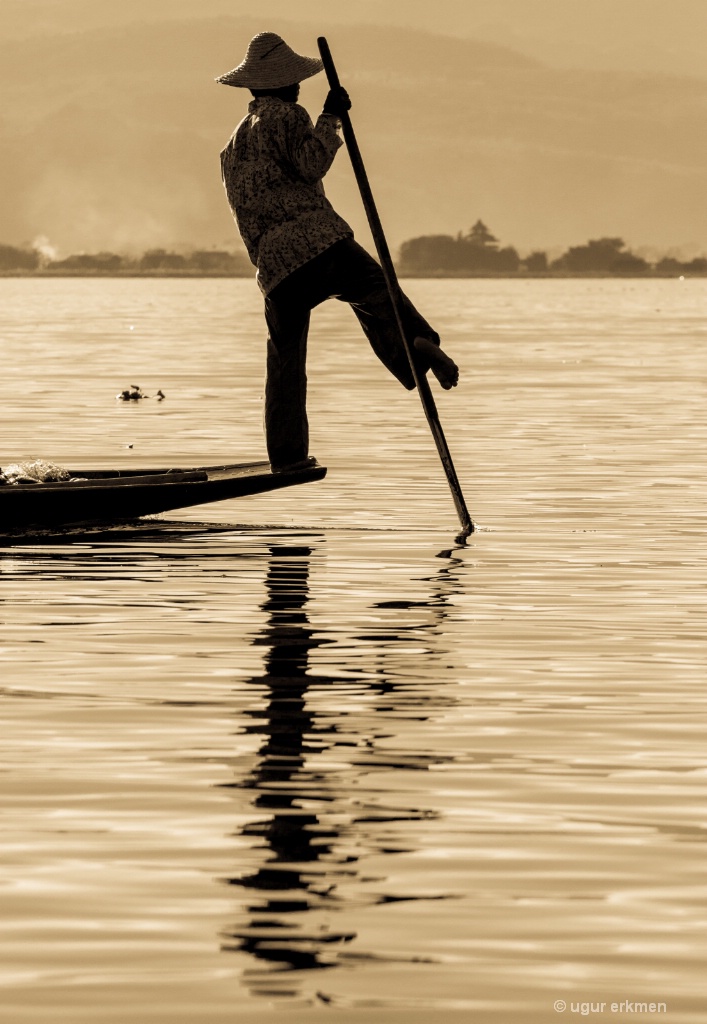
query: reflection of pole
[{"left": 221, "top": 545, "right": 355, "bottom": 990}]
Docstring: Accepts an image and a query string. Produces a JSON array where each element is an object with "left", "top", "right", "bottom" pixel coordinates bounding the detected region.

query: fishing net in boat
[{"left": 0, "top": 459, "right": 72, "bottom": 485}]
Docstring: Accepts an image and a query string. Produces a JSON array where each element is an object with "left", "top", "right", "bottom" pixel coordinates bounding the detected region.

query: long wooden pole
[{"left": 317, "top": 37, "right": 474, "bottom": 541}]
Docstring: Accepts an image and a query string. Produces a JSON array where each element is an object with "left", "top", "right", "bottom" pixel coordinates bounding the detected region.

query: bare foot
[{"left": 413, "top": 337, "right": 459, "bottom": 389}]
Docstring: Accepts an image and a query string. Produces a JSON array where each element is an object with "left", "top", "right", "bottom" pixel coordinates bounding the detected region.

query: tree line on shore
[
  {"left": 0, "top": 245, "right": 251, "bottom": 275},
  {"left": 398, "top": 221, "right": 707, "bottom": 276},
  {"left": 2, "top": 222, "right": 706, "bottom": 276}
]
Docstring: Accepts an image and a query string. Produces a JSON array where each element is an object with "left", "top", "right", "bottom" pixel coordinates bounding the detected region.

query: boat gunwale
[{"left": 0, "top": 461, "right": 281, "bottom": 494}]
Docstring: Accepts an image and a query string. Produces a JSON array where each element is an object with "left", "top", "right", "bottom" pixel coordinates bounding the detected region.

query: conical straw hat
[{"left": 216, "top": 32, "right": 323, "bottom": 89}]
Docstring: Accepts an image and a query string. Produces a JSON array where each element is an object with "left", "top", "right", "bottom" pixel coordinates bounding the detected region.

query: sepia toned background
[
  {"left": 1, "top": 0, "right": 706, "bottom": 261},
  {"left": 3, "top": 5, "right": 706, "bottom": 1023}
]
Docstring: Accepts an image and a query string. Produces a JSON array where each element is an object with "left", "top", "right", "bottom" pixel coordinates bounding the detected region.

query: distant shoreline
[
  {"left": 0, "top": 270, "right": 252, "bottom": 279},
  {"left": 3, "top": 230, "right": 705, "bottom": 279},
  {"left": 1, "top": 269, "right": 705, "bottom": 280}
]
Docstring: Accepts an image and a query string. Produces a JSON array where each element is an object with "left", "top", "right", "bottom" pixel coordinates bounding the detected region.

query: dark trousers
[{"left": 263, "top": 237, "right": 439, "bottom": 468}]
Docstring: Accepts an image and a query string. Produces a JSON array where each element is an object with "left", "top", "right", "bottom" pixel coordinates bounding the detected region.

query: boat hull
[{"left": 0, "top": 461, "right": 326, "bottom": 531}]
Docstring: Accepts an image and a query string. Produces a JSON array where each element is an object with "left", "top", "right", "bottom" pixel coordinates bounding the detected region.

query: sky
[{"left": 2, "top": 0, "right": 706, "bottom": 256}]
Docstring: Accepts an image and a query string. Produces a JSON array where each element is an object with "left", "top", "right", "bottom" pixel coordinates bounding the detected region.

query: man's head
[{"left": 216, "top": 33, "right": 322, "bottom": 90}]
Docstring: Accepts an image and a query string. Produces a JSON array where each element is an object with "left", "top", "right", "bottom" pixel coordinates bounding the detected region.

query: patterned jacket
[{"left": 220, "top": 96, "right": 353, "bottom": 295}]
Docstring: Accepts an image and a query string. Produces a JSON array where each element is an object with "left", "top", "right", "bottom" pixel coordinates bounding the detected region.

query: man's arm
[{"left": 284, "top": 94, "right": 350, "bottom": 184}]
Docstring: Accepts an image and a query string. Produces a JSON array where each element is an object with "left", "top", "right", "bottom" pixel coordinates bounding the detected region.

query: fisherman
[{"left": 217, "top": 32, "right": 459, "bottom": 473}]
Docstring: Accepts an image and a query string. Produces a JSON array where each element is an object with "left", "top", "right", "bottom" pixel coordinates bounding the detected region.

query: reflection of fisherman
[
  {"left": 222, "top": 541, "right": 461, "bottom": 992},
  {"left": 222, "top": 544, "right": 355, "bottom": 989},
  {"left": 217, "top": 32, "right": 459, "bottom": 473}
]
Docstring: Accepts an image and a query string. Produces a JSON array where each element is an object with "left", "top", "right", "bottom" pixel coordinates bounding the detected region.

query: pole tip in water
[{"left": 454, "top": 521, "right": 474, "bottom": 545}]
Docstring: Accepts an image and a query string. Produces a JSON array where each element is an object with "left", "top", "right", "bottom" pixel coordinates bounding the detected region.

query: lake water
[{"left": 1, "top": 277, "right": 705, "bottom": 1024}]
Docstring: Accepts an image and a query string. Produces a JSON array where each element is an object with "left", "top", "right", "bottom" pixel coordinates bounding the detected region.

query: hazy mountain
[
  {"left": 1, "top": 15, "right": 705, "bottom": 256},
  {"left": 469, "top": 0, "right": 707, "bottom": 80},
  {"left": 4, "top": 0, "right": 707, "bottom": 80}
]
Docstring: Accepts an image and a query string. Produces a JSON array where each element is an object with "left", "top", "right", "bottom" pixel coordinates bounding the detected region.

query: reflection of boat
[{"left": 0, "top": 460, "right": 326, "bottom": 531}]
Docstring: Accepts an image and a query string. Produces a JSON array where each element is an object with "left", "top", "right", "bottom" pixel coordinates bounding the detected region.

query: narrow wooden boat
[{"left": 0, "top": 460, "right": 326, "bottom": 531}]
